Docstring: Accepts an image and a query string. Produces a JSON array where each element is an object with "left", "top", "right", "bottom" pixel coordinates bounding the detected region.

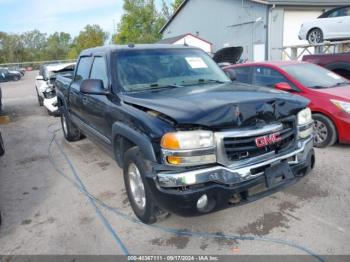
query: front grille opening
[{"left": 223, "top": 119, "right": 296, "bottom": 161}]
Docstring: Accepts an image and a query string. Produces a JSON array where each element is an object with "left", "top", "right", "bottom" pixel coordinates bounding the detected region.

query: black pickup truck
[{"left": 56, "top": 44, "right": 315, "bottom": 224}]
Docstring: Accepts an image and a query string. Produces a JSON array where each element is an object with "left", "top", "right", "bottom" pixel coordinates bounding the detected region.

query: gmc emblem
[{"left": 255, "top": 133, "right": 282, "bottom": 148}]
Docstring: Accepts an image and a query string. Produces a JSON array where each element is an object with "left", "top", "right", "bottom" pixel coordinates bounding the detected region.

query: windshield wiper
[
  {"left": 128, "top": 84, "right": 183, "bottom": 93},
  {"left": 182, "top": 79, "right": 227, "bottom": 85},
  {"left": 308, "top": 85, "right": 327, "bottom": 89},
  {"left": 309, "top": 82, "right": 349, "bottom": 89},
  {"left": 330, "top": 82, "right": 349, "bottom": 88}
]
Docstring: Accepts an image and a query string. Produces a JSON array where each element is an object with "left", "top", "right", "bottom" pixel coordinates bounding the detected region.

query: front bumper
[
  {"left": 336, "top": 114, "right": 350, "bottom": 144},
  {"left": 43, "top": 96, "right": 58, "bottom": 113},
  {"left": 148, "top": 137, "right": 314, "bottom": 216}
]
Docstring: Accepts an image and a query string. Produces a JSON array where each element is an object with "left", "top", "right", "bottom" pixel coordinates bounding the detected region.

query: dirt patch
[
  {"left": 97, "top": 191, "right": 116, "bottom": 201},
  {"left": 238, "top": 212, "right": 288, "bottom": 236},
  {"left": 200, "top": 242, "right": 209, "bottom": 250},
  {"left": 21, "top": 219, "right": 32, "bottom": 225},
  {"left": 238, "top": 201, "right": 300, "bottom": 236},
  {"left": 97, "top": 161, "right": 111, "bottom": 170},
  {"left": 16, "top": 155, "right": 48, "bottom": 166},
  {"left": 121, "top": 189, "right": 130, "bottom": 206},
  {"left": 79, "top": 216, "right": 94, "bottom": 225},
  {"left": 284, "top": 180, "right": 329, "bottom": 200},
  {"left": 150, "top": 230, "right": 190, "bottom": 249},
  {"left": 77, "top": 143, "right": 96, "bottom": 153},
  {"left": 150, "top": 236, "right": 190, "bottom": 249},
  {"left": 213, "top": 231, "right": 239, "bottom": 246}
]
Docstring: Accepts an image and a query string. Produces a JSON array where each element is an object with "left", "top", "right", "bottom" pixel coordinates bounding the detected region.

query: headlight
[
  {"left": 297, "top": 108, "right": 313, "bottom": 139},
  {"left": 297, "top": 107, "right": 312, "bottom": 126},
  {"left": 161, "top": 131, "right": 216, "bottom": 166},
  {"left": 161, "top": 131, "right": 214, "bottom": 150},
  {"left": 331, "top": 99, "right": 350, "bottom": 114}
]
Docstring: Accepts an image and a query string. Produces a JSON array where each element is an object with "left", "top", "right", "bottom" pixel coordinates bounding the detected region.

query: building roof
[
  {"left": 160, "top": 0, "right": 350, "bottom": 33},
  {"left": 157, "top": 34, "right": 189, "bottom": 44},
  {"left": 157, "top": 33, "right": 212, "bottom": 45},
  {"left": 160, "top": 0, "right": 189, "bottom": 33}
]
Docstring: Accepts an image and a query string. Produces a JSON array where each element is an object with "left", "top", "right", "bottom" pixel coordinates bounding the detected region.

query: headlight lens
[
  {"left": 331, "top": 99, "right": 350, "bottom": 114},
  {"left": 297, "top": 107, "right": 312, "bottom": 126},
  {"left": 161, "top": 131, "right": 216, "bottom": 166},
  {"left": 297, "top": 108, "right": 313, "bottom": 139},
  {"left": 161, "top": 131, "right": 214, "bottom": 150}
]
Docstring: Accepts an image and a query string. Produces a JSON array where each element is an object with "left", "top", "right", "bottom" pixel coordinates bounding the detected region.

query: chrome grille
[{"left": 223, "top": 119, "right": 296, "bottom": 161}]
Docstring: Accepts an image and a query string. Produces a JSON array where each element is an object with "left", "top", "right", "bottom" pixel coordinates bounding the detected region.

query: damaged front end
[{"left": 43, "top": 86, "right": 59, "bottom": 114}]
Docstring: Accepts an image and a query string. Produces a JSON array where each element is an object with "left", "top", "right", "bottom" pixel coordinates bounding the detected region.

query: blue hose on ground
[
  {"left": 47, "top": 126, "right": 324, "bottom": 262},
  {"left": 48, "top": 128, "right": 129, "bottom": 256}
]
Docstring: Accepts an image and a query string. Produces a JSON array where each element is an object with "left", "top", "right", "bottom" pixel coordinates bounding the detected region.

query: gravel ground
[{"left": 0, "top": 71, "right": 349, "bottom": 257}]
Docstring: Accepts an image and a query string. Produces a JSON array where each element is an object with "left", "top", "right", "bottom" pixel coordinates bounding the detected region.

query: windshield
[
  {"left": 116, "top": 48, "right": 230, "bottom": 92},
  {"left": 281, "top": 63, "right": 350, "bottom": 89}
]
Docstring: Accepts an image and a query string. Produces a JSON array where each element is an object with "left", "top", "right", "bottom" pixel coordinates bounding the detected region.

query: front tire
[
  {"left": 308, "top": 28, "right": 323, "bottom": 44},
  {"left": 60, "top": 108, "right": 82, "bottom": 142},
  {"left": 123, "top": 147, "right": 160, "bottom": 224},
  {"left": 313, "top": 113, "right": 337, "bottom": 148}
]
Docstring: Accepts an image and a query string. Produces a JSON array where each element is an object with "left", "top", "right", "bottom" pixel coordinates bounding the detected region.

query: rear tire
[
  {"left": 123, "top": 147, "right": 164, "bottom": 224},
  {"left": 60, "top": 108, "right": 82, "bottom": 142},
  {"left": 313, "top": 113, "right": 337, "bottom": 148}
]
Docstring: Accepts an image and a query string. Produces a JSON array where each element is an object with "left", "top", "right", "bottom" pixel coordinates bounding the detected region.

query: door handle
[{"left": 82, "top": 96, "right": 88, "bottom": 105}]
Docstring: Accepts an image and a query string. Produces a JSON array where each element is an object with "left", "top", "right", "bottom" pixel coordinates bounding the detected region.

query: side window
[
  {"left": 252, "top": 66, "right": 290, "bottom": 88},
  {"left": 75, "top": 56, "right": 93, "bottom": 82},
  {"left": 233, "top": 67, "right": 252, "bottom": 84},
  {"left": 90, "top": 56, "right": 109, "bottom": 89},
  {"left": 328, "top": 8, "right": 348, "bottom": 18}
]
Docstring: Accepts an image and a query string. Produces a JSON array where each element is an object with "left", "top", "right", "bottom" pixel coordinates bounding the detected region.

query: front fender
[{"left": 112, "top": 122, "right": 157, "bottom": 163}]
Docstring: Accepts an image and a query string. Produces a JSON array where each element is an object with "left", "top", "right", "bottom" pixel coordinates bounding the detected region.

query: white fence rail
[{"left": 276, "top": 40, "right": 350, "bottom": 61}]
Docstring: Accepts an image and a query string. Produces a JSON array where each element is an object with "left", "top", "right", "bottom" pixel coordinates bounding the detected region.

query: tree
[
  {"left": 172, "top": 0, "right": 183, "bottom": 10},
  {"left": 69, "top": 25, "right": 108, "bottom": 58},
  {"left": 113, "top": 0, "right": 166, "bottom": 44},
  {"left": 45, "top": 32, "right": 71, "bottom": 60}
]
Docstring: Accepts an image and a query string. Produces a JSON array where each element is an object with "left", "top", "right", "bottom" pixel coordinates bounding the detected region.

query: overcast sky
[{"left": 0, "top": 0, "right": 171, "bottom": 36}]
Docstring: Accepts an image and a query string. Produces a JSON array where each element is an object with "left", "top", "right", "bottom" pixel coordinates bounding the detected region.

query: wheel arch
[
  {"left": 311, "top": 110, "right": 339, "bottom": 142},
  {"left": 112, "top": 122, "right": 157, "bottom": 167}
]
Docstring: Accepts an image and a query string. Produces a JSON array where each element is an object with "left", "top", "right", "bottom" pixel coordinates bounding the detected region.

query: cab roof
[{"left": 80, "top": 44, "right": 195, "bottom": 57}]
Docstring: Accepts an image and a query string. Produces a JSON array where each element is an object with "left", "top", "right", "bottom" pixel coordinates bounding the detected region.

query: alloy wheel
[
  {"left": 314, "top": 120, "right": 328, "bottom": 145},
  {"left": 309, "top": 30, "right": 322, "bottom": 44},
  {"left": 128, "top": 163, "right": 146, "bottom": 210}
]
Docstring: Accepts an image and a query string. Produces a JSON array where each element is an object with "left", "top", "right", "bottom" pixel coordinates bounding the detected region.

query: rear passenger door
[
  {"left": 82, "top": 55, "right": 112, "bottom": 144},
  {"left": 69, "top": 56, "right": 93, "bottom": 121}
]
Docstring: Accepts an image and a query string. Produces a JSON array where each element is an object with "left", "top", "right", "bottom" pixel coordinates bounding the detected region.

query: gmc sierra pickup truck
[{"left": 56, "top": 44, "right": 315, "bottom": 224}]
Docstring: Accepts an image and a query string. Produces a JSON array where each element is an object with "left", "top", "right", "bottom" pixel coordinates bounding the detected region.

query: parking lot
[{"left": 0, "top": 71, "right": 349, "bottom": 256}]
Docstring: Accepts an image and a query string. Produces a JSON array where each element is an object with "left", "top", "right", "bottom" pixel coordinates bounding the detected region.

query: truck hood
[{"left": 122, "top": 83, "right": 308, "bottom": 128}]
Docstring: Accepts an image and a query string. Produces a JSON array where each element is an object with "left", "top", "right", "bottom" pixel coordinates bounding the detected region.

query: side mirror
[
  {"left": 224, "top": 68, "right": 236, "bottom": 81},
  {"left": 36, "top": 75, "right": 44, "bottom": 81},
  {"left": 80, "top": 79, "right": 109, "bottom": 95},
  {"left": 275, "top": 82, "right": 293, "bottom": 92}
]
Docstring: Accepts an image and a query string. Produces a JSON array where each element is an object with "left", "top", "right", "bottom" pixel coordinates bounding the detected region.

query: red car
[{"left": 224, "top": 61, "right": 350, "bottom": 148}]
